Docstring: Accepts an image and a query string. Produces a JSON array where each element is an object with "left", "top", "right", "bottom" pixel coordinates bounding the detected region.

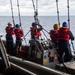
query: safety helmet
[
  {"left": 32, "top": 22, "right": 36, "bottom": 27},
  {"left": 53, "top": 24, "right": 59, "bottom": 29},
  {"left": 62, "top": 22, "right": 67, "bottom": 27},
  {"left": 15, "top": 24, "right": 20, "bottom": 28},
  {"left": 8, "top": 22, "right": 12, "bottom": 26}
]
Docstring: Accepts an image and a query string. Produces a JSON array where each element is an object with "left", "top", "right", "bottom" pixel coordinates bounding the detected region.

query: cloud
[{"left": 0, "top": 0, "right": 75, "bottom": 16}]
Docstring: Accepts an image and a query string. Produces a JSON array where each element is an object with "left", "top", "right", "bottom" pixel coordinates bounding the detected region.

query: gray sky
[{"left": 0, "top": 0, "right": 75, "bottom": 16}]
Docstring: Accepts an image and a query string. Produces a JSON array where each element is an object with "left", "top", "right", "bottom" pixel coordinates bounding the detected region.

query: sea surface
[{"left": 0, "top": 16, "right": 75, "bottom": 51}]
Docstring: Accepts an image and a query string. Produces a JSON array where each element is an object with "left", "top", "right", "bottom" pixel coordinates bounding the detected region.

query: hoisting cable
[
  {"left": 56, "top": 0, "right": 60, "bottom": 26},
  {"left": 32, "top": 0, "right": 49, "bottom": 34},
  {"left": 67, "top": 0, "right": 70, "bottom": 28},
  {"left": 17, "top": 0, "right": 27, "bottom": 45},
  {"left": 32, "top": 0, "right": 39, "bottom": 24},
  {"left": 17, "top": 0, "right": 22, "bottom": 27},
  {"left": 32, "top": 0, "right": 50, "bottom": 41},
  {"left": 32, "top": 0, "right": 35, "bottom": 12},
  {"left": 10, "top": 0, "right": 15, "bottom": 26}
]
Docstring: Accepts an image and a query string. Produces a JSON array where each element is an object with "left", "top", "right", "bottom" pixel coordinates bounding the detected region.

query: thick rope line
[
  {"left": 56, "top": 0, "right": 60, "bottom": 25},
  {"left": 67, "top": 0, "right": 70, "bottom": 28},
  {"left": 17, "top": 0, "right": 22, "bottom": 28},
  {"left": 10, "top": 0, "right": 15, "bottom": 26},
  {"left": 17, "top": 0, "right": 28, "bottom": 45}
]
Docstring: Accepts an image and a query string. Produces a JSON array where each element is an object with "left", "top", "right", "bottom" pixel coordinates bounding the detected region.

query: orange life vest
[
  {"left": 5, "top": 26, "right": 14, "bottom": 35},
  {"left": 58, "top": 27, "right": 70, "bottom": 40},
  {"left": 31, "top": 26, "right": 41, "bottom": 37},
  {"left": 50, "top": 29, "right": 59, "bottom": 43},
  {"left": 14, "top": 28, "right": 24, "bottom": 38}
]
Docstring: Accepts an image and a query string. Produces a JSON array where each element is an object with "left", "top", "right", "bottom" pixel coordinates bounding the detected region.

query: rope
[
  {"left": 67, "top": 0, "right": 70, "bottom": 28},
  {"left": 32, "top": 0, "right": 39, "bottom": 24},
  {"left": 56, "top": 0, "right": 60, "bottom": 25},
  {"left": 17, "top": 0, "right": 22, "bottom": 28},
  {"left": 32, "top": 0, "right": 36, "bottom": 11},
  {"left": 10, "top": 0, "right": 15, "bottom": 26},
  {"left": 17, "top": 0, "right": 27, "bottom": 45}
]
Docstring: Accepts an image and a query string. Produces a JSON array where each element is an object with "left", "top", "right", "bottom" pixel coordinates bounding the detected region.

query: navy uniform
[
  {"left": 14, "top": 24, "right": 24, "bottom": 55},
  {"left": 30, "top": 22, "right": 42, "bottom": 57},
  {"left": 5, "top": 22, "right": 15, "bottom": 55},
  {"left": 58, "top": 22, "right": 74, "bottom": 63},
  {"left": 30, "top": 22, "right": 42, "bottom": 39}
]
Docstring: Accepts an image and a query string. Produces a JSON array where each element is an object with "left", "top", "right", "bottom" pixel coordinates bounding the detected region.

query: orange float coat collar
[
  {"left": 5, "top": 26, "right": 14, "bottom": 35},
  {"left": 58, "top": 27, "right": 70, "bottom": 40},
  {"left": 14, "top": 28, "right": 24, "bottom": 38},
  {"left": 31, "top": 26, "right": 41, "bottom": 37},
  {"left": 50, "top": 29, "right": 59, "bottom": 43}
]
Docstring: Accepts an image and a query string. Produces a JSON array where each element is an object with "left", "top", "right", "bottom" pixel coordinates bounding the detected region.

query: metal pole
[{"left": 0, "top": 36, "right": 10, "bottom": 69}]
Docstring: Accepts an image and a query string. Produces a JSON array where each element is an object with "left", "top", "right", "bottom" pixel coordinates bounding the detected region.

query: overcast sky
[{"left": 0, "top": 0, "right": 75, "bottom": 16}]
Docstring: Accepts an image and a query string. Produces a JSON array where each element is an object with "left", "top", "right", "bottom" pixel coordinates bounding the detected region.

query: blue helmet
[
  {"left": 15, "top": 24, "right": 20, "bottom": 28},
  {"left": 32, "top": 22, "right": 36, "bottom": 26},
  {"left": 8, "top": 22, "right": 12, "bottom": 26},
  {"left": 62, "top": 22, "right": 67, "bottom": 27}
]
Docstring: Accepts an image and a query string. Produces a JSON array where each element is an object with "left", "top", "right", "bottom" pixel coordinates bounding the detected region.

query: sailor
[
  {"left": 49, "top": 24, "right": 59, "bottom": 46},
  {"left": 5, "top": 22, "right": 15, "bottom": 55},
  {"left": 14, "top": 24, "right": 24, "bottom": 55},
  {"left": 30, "top": 22, "right": 42, "bottom": 57},
  {"left": 58, "top": 22, "right": 74, "bottom": 63},
  {"left": 30, "top": 22, "right": 42, "bottom": 39}
]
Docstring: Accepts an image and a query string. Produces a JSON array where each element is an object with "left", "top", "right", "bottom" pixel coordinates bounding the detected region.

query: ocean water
[{"left": 0, "top": 16, "right": 75, "bottom": 51}]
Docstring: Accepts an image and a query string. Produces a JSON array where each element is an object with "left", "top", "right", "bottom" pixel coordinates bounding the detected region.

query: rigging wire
[
  {"left": 10, "top": 0, "right": 15, "bottom": 26},
  {"left": 56, "top": 0, "right": 60, "bottom": 26},
  {"left": 23, "top": 30, "right": 30, "bottom": 38}
]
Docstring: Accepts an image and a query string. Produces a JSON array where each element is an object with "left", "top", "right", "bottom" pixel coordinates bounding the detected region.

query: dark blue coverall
[{"left": 58, "top": 30, "right": 74, "bottom": 63}]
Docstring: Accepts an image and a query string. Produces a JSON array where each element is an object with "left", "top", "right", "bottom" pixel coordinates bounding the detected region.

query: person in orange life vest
[
  {"left": 30, "top": 22, "right": 42, "bottom": 57},
  {"left": 58, "top": 22, "right": 74, "bottom": 63},
  {"left": 49, "top": 24, "right": 59, "bottom": 45},
  {"left": 14, "top": 24, "right": 24, "bottom": 55},
  {"left": 30, "top": 22, "right": 42, "bottom": 39},
  {"left": 5, "top": 22, "right": 15, "bottom": 55}
]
